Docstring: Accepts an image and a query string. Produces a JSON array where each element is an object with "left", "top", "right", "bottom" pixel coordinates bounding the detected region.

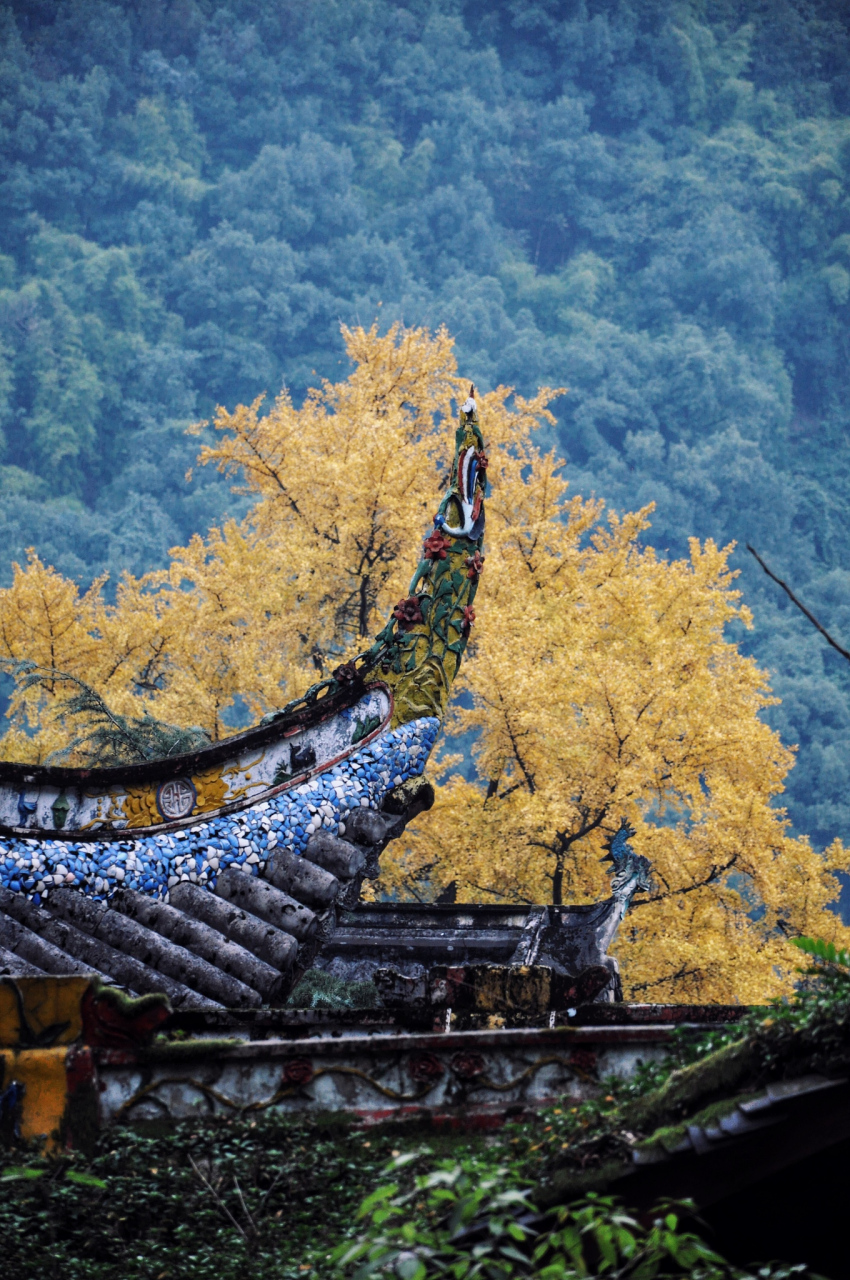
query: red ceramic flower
[
  {"left": 465, "top": 551, "right": 485, "bottom": 581},
  {"left": 475, "top": 449, "right": 489, "bottom": 472},
  {"left": 332, "top": 661, "right": 359, "bottom": 685},
  {"left": 461, "top": 606, "right": 476, "bottom": 633},
  {"left": 423, "top": 529, "right": 452, "bottom": 561},
  {"left": 408, "top": 1052, "right": 445, "bottom": 1084},
  {"left": 449, "top": 1050, "right": 486, "bottom": 1080},
  {"left": 393, "top": 596, "right": 424, "bottom": 630},
  {"left": 283, "top": 1058, "right": 314, "bottom": 1086}
]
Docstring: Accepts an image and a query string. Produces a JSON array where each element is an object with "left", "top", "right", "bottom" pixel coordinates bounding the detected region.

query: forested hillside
[{"left": 2, "top": 0, "right": 850, "bottom": 854}]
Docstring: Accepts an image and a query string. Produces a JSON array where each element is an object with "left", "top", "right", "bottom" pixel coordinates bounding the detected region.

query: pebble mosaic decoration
[{"left": 0, "top": 717, "right": 439, "bottom": 905}]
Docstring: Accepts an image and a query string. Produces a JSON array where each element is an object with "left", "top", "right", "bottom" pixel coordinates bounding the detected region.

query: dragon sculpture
[{"left": 512, "top": 818, "right": 652, "bottom": 1002}]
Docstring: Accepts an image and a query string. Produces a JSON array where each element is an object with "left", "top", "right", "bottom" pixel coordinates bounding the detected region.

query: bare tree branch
[
  {"left": 748, "top": 544, "right": 850, "bottom": 664},
  {"left": 189, "top": 1156, "right": 250, "bottom": 1241},
  {"left": 629, "top": 855, "right": 738, "bottom": 908},
  {"left": 628, "top": 964, "right": 704, "bottom": 995},
  {"left": 463, "top": 877, "right": 534, "bottom": 905}
]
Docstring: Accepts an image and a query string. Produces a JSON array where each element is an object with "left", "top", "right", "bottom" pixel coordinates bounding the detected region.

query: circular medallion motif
[
  {"left": 156, "top": 777, "right": 197, "bottom": 821},
  {"left": 408, "top": 1052, "right": 445, "bottom": 1084}
]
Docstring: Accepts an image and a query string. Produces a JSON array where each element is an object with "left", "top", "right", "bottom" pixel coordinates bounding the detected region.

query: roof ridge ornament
[{"left": 356, "top": 385, "right": 487, "bottom": 725}]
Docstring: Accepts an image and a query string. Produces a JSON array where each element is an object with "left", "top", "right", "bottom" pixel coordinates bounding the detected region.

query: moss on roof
[{"left": 539, "top": 954, "right": 850, "bottom": 1207}]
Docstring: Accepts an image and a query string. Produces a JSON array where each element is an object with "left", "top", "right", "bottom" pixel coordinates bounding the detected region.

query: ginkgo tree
[
  {"left": 382, "top": 431, "right": 848, "bottom": 1003},
  {"left": 0, "top": 322, "right": 845, "bottom": 1003}
]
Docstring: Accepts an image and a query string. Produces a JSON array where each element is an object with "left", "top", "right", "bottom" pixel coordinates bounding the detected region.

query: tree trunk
[
  {"left": 359, "top": 574, "right": 371, "bottom": 636},
  {"left": 552, "top": 852, "right": 565, "bottom": 906}
]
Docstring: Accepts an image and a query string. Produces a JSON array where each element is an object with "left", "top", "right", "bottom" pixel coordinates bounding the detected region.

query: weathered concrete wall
[
  {"left": 97, "top": 1023, "right": 689, "bottom": 1126},
  {"left": 0, "top": 976, "right": 747, "bottom": 1145}
]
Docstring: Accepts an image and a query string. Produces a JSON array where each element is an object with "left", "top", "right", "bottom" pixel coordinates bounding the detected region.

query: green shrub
[
  {"left": 332, "top": 1153, "right": 815, "bottom": 1278},
  {"left": 286, "top": 969, "right": 380, "bottom": 1010}
]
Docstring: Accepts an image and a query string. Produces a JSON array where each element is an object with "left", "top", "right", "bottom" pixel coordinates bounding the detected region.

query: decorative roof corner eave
[
  {"left": 0, "top": 394, "right": 485, "bottom": 844},
  {"left": 0, "top": 396, "right": 486, "bottom": 1008},
  {"left": 0, "top": 682, "right": 396, "bottom": 843}
]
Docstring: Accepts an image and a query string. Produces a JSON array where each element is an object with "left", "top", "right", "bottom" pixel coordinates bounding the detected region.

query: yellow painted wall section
[
  {"left": 472, "top": 966, "right": 552, "bottom": 1014},
  {"left": 0, "top": 1046, "right": 69, "bottom": 1147},
  {"left": 0, "top": 975, "right": 90, "bottom": 1047}
]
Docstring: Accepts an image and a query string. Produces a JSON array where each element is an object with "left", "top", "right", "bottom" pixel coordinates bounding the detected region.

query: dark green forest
[{"left": 2, "top": 0, "right": 850, "bottom": 863}]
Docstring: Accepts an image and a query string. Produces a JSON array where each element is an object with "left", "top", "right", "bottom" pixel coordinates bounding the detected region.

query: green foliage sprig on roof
[
  {"left": 335, "top": 1167, "right": 814, "bottom": 1279},
  {"left": 2, "top": 1, "right": 850, "bottom": 847},
  {"left": 285, "top": 968, "right": 380, "bottom": 1011},
  {"left": 4, "top": 660, "right": 210, "bottom": 765}
]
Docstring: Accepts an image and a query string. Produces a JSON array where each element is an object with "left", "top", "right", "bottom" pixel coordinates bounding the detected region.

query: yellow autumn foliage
[
  {"left": 0, "top": 321, "right": 845, "bottom": 1002},
  {"left": 382, "top": 448, "right": 849, "bottom": 1002}
]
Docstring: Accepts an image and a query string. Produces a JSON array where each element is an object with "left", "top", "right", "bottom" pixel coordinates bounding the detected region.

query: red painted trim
[
  {"left": 353, "top": 1105, "right": 533, "bottom": 1129},
  {"left": 65, "top": 1044, "right": 95, "bottom": 1095}
]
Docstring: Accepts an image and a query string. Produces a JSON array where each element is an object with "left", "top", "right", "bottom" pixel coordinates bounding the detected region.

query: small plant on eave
[
  {"left": 3, "top": 660, "right": 211, "bottom": 766},
  {"left": 285, "top": 969, "right": 379, "bottom": 1010}
]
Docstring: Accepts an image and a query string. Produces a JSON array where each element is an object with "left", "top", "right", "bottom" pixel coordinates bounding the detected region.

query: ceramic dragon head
[
  {"left": 603, "top": 818, "right": 652, "bottom": 905},
  {"left": 356, "top": 387, "right": 487, "bottom": 726}
]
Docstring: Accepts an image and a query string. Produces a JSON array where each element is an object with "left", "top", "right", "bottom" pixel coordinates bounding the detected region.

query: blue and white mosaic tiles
[{"left": 0, "top": 717, "right": 440, "bottom": 904}]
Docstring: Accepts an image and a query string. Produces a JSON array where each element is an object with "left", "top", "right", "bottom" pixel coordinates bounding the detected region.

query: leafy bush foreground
[{"left": 0, "top": 1123, "right": 816, "bottom": 1280}]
